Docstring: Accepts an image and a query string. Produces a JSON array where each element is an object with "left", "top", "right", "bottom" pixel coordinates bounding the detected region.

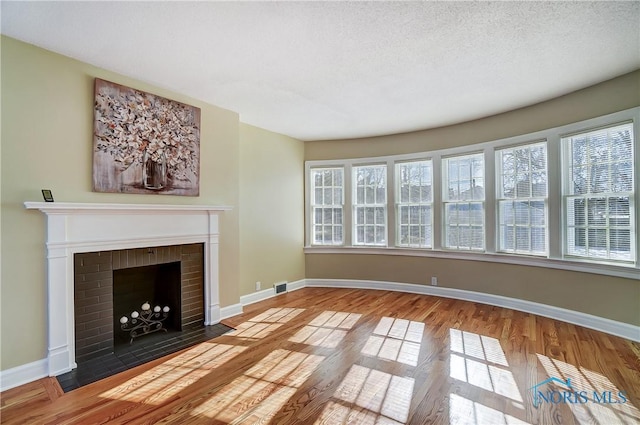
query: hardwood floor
[{"left": 1, "top": 287, "right": 639, "bottom": 424}]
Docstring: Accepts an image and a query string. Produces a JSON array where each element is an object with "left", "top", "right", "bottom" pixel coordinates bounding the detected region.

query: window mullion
[{"left": 343, "top": 163, "right": 353, "bottom": 247}]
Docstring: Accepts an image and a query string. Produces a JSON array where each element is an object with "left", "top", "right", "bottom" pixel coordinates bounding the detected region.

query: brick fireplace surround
[
  {"left": 74, "top": 243, "right": 205, "bottom": 361},
  {"left": 24, "top": 202, "right": 231, "bottom": 377}
]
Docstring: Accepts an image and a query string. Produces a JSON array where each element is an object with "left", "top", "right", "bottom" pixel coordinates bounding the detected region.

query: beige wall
[
  {"left": 0, "top": 37, "right": 302, "bottom": 371},
  {"left": 306, "top": 70, "right": 640, "bottom": 160},
  {"left": 305, "top": 70, "right": 640, "bottom": 327},
  {"left": 239, "top": 124, "right": 305, "bottom": 296},
  {"left": 306, "top": 255, "right": 640, "bottom": 326}
]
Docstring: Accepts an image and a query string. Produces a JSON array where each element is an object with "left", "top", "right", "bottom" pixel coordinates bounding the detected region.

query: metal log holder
[{"left": 120, "top": 302, "right": 170, "bottom": 344}]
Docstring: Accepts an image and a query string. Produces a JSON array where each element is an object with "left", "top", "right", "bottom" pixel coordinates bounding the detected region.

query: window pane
[
  {"left": 502, "top": 225, "right": 515, "bottom": 251},
  {"left": 515, "top": 202, "right": 529, "bottom": 225},
  {"left": 365, "top": 207, "right": 374, "bottom": 224},
  {"left": 612, "top": 162, "right": 632, "bottom": 192},
  {"left": 334, "top": 208, "right": 343, "bottom": 225},
  {"left": 531, "top": 227, "right": 546, "bottom": 253},
  {"left": 470, "top": 203, "right": 483, "bottom": 225},
  {"left": 357, "top": 187, "right": 364, "bottom": 204},
  {"left": 334, "top": 226, "right": 343, "bottom": 243},
  {"left": 356, "top": 207, "right": 365, "bottom": 224},
  {"left": 400, "top": 184, "right": 409, "bottom": 203},
  {"left": 446, "top": 204, "right": 459, "bottom": 225},
  {"left": 609, "top": 197, "right": 629, "bottom": 226}
]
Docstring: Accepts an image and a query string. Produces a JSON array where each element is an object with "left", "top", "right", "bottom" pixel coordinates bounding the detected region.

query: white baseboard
[
  {"left": 0, "top": 358, "right": 48, "bottom": 392},
  {"left": 238, "top": 279, "right": 307, "bottom": 307},
  {"left": 304, "top": 278, "right": 640, "bottom": 342},
  {"left": 219, "top": 303, "right": 243, "bottom": 320},
  {"left": 287, "top": 279, "right": 306, "bottom": 292},
  {"left": 240, "top": 288, "right": 275, "bottom": 306}
]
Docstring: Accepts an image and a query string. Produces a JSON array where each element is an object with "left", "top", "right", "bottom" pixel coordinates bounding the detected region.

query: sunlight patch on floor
[
  {"left": 99, "top": 342, "right": 246, "bottom": 404},
  {"left": 361, "top": 317, "right": 424, "bottom": 366},
  {"left": 191, "top": 349, "right": 324, "bottom": 423},
  {"left": 228, "top": 308, "right": 306, "bottom": 340},
  {"left": 450, "top": 354, "right": 523, "bottom": 403},
  {"left": 289, "top": 311, "right": 361, "bottom": 348},
  {"left": 450, "top": 329, "right": 508, "bottom": 366},
  {"left": 315, "top": 364, "right": 414, "bottom": 424},
  {"left": 449, "top": 393, "right": 531, "bottom": 425}
]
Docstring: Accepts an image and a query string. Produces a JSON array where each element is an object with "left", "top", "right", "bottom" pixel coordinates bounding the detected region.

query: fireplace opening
[{"left": 113, "top": 262, "right": 182, "bottom": 347}]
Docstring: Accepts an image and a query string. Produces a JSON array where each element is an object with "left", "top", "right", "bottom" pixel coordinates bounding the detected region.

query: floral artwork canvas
[{"left": 92, "top": 79, "right": 200, "bottom": 196}]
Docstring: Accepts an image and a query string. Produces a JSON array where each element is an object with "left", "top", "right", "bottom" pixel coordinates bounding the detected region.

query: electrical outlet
[
  {"left": 255, "top": 281, "right": 261, "bottom": 291},
  {"left": 431, "top": 276, "right": 438, "bottom": 286}
]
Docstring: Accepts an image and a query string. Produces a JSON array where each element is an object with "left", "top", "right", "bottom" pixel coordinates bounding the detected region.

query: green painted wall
[{"left": 0, "top": 36, "right": 304, "bottom": 371}]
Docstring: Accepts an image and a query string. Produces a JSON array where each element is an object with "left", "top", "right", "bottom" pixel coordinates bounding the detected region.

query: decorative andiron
[{"left": 120, "top": 302, "right": 170, "bottom": 344}]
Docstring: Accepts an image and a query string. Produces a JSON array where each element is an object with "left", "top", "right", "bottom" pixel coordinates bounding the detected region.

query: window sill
[{"left": 303, "top": 246, "right": 639, "bottom": 280}]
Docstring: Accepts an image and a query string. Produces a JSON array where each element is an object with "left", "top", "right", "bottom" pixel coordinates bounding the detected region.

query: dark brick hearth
[{"left": 74, "top": 243, "right": 204, "bottom": 362}]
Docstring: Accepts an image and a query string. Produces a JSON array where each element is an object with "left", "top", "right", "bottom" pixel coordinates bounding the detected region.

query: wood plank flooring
[{"left": 1, "top": 287, "right": 639, "bottom": 424}]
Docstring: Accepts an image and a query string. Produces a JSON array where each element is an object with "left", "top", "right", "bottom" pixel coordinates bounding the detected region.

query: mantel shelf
[
  {"left": 24, "top": 200, "right": 227, "bottom": 376},
  {"left": 24, "top": 202, "right": 233, "bottom": 214}
]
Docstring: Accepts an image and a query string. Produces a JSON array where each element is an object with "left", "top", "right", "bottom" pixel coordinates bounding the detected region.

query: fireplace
[
  {"left": 24, "top": 202, "right": 231, "bottom": 376},
  {"left": 74, "top": 244, "right": 205, "bottom": 362}
]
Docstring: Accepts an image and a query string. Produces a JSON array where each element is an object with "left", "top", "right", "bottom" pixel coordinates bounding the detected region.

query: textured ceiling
[{"left": 2, "top": 1, "right": 639, "bottom": 141}]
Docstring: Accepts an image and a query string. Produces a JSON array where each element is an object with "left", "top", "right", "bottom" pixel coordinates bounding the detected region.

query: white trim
[
  {"left": 24, "top": 202, "right": 230, "bottom": 376},
  {"left": 238, "top": 279, "right": 307, "bottom": 306},
  {"left": 221, "top": 279, "right": 308, "bottom": 321},
  {"left": 24, "top": 202, "right": 233, "bottom": 213},
  {"left": 0, "top": 359, "right": 48, "bottom": 392},
  {"left": 304, "top": 278, "right": 640, "bottom": 342},
  {"left": 287, "top": 279, "right": 306, "bottom": 292},
  {"left": 240, "top": 288, "right": 276, "bottom": 306},
  {"left": 220, "top": 303, "right": 243, "bottom": 320}
]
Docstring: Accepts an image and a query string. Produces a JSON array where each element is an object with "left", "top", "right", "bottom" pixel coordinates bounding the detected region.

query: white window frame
[
  {"left": 395, "top": 159, "right": 434, "bottom": 248},
  {"left": 442, "top": 152, "right": 485, "bottom": 251},
  {"left": 309, "top": 167, "right": 345, "bottom": 246},
  {"left": 561, "top": 122, "right": 636, "bottom": 264},
  {"left": 496, "top": 141, "right": 549, "bottom": 256},
  {"left": 352, "top": 164, "right": 388, "bottom": 246},
  {"left": 304, "top": 107, "right": 640, "bottom": 280}
]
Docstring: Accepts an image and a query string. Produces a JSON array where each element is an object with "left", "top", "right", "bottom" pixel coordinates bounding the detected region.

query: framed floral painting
[{"left": 92, "top": 79, "right": 201, "bottom": 196}]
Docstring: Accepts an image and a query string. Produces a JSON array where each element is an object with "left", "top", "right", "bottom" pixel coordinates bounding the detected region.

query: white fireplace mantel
[{"left": 25, "top": 202, "right": 232, "bottom": 376}]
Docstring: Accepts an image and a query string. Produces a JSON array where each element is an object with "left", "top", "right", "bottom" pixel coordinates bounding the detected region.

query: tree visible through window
[
  {"left": 563, "top": 123, "right": 635, "bottom": 262},
  {"left": 354, "top": 165, "right": 387, "bottom": 246},
  {"left": 396, "top": 160, "right": 433, "bottom": 248}
]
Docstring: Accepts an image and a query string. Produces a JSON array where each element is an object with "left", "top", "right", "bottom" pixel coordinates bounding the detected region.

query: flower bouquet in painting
[{"left": 92, "top": 79, "right": 201, "bottom": 196}]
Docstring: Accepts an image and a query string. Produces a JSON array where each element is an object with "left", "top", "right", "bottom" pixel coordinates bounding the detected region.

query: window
[
  {"left": 563, "top": 123, "right": 635, "bottom": 262},
  {"left": 443, "top": 153, "right": 485, "bottom": 250},
  {"left": 497, "top": 142, "right": 548, "bottom": 255},
  {"left": 306, "top": 108, "right": 639, "bottom": 276},
  {"left": 310, "top": 167, "right": 344, "bottom": 245},
  {"left": 353, "top": 164, "right": 387, "bottom": 246},
  {"left": 396, "top": 160, "right": 433, "bottom": 248}
]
